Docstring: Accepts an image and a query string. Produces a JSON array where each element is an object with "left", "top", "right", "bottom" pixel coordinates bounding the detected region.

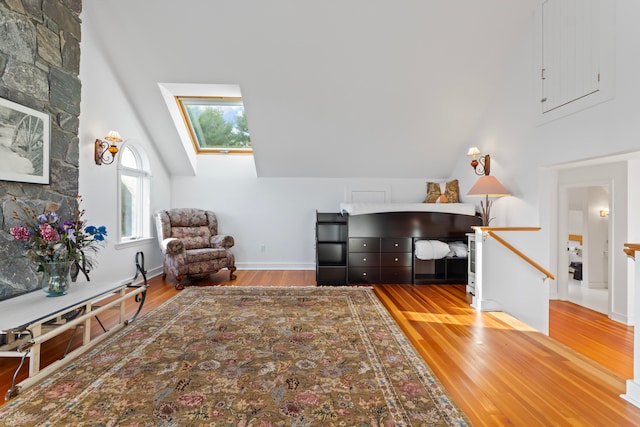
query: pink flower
[
  {"left": 9, "top": 226, "right": 30, "bottom": 240},
  {"left": 39, "top": 223, "right": 59, "bottom": 241}
]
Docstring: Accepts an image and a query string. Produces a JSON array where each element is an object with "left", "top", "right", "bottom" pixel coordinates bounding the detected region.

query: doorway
[{"left": 565, "top": 185, "right": 610, "bottom": 314}]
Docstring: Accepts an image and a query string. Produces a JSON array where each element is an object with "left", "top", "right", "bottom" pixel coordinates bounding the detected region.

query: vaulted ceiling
[{"left": 83, "top": 0, "right": 536, "bottom": 178}]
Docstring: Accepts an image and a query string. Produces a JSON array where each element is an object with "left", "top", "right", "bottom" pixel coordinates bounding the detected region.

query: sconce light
[
  {"left": 467, "top": 147, "right": 491, "bottom": 176},
  {"left": 599, "top": 209, "right": 609, "bottom": 218},
  {"left": 94, "top": 130, "right": 123, "bottom": 165}
]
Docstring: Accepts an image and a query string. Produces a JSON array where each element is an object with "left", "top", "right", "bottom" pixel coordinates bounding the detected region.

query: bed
[{"left": 338, "top": 202, "right": 482, "bottom": 285}]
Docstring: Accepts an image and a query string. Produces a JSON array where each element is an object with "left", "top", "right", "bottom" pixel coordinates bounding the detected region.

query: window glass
[
  {"left": 120, "top": 174, "right": 139, "bottom": 239},
  {"left": 118, "top": 145, "right": 149, "bottom": 243},
  {"left": 177, "top": 96, "right": 251, "bottom": 154},
  {"left": 120, "top": 146, "right": 137, "bottom": 168}
]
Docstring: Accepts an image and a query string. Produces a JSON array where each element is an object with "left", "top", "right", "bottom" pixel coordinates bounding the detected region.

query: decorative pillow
[{"left": 423, "top": 179, "right": 459, "bottom": 203}]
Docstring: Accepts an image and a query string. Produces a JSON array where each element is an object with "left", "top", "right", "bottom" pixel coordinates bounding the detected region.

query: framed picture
[{"left": 0, "top": 97, "right": 50, "bottom": 184}]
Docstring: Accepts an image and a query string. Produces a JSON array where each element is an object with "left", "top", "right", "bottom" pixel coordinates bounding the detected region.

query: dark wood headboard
[{"left": 347, "top": 211, "right": 482, "bottom": 239}]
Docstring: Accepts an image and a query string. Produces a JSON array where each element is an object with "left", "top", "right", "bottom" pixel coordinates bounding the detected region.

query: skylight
[{"left": 176, "top": 96, "right": 251, "bottom": 154}]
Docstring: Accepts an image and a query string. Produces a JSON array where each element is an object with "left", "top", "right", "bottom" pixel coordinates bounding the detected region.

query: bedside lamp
[{"left": 467, "top": 175, "right": 509, "bottom": 226}]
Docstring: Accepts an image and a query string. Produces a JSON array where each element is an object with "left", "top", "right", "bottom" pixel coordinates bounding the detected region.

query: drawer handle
[
  {"left": 363, "top": 258, "right": 367, "bottom": 262},
  {"left": 394, "top": 243, "right": 399, "bottom": 247},
  {"left": 394, "top": 257, "right": 399, "bottom": 262},
  {"left": 363, "top": 243, "right": 367, "bottom": 247},
  {"left": 362, "top": 272, "right": 367, "bottom": 276}
]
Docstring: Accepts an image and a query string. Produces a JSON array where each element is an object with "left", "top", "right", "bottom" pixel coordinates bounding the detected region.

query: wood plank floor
[{"left": 1, "top": 270, "right": 638, "bottom": 426}]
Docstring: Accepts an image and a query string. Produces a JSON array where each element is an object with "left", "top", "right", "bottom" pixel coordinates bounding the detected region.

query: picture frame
[{"left": 0, "top": 97, "right": 50, "bottom": 184}]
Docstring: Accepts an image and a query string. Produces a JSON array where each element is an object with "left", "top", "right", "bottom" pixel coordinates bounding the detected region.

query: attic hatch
[{"left": 176, "top": 96, "right": 251, "bottom": 154}]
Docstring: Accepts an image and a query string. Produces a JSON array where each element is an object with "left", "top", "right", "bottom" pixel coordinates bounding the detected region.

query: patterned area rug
[{"left": 0, "top": 287, "right": 470, "bottom": 426}]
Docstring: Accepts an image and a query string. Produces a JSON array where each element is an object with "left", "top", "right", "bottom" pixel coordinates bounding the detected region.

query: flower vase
[{"left": 40, "top": 261, "right": 72, "bottom": 296}]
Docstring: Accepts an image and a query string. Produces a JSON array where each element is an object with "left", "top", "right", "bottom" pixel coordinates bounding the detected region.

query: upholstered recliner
[{"left": 154, "top": 208, "right": 237, "bottom": 289}]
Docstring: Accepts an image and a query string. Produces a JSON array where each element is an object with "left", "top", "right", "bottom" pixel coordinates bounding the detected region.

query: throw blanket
[{"left": 0, "top": 287, "right": 470, "bottom": 426}]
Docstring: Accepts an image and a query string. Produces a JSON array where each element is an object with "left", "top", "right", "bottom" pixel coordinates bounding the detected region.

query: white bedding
[
  {"left": 340, "top": 202, "right": 476, "bottom": 216},
  {"left": 415, "top": 240, "right": 451, "bottom": 260},
  {"left": 414, "top": 240, "right": 469, "bottom": 260}
]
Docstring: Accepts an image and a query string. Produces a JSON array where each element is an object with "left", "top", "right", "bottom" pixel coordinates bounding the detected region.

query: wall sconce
[
  {"left": 94, "top": 130, "right": 123, "bottom": 165},
  {"left": 467, "top": 147, "right": 491, "bottom": 176},
  {"left": 599, "top": 209, "right": 609, "bottom": 217}
]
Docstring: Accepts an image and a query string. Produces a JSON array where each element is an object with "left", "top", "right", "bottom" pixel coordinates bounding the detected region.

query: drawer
[
  {"left": 348, "top": 268, "right": 380, "bottom": 284},
  {"left": 380, "top": 267, "right": 412, "bottom": 284},
  {"left": 381, "top": 252, "right": 412, "bottom": 267},
  {"left": 349, "top": 238, "right": 380, "bottom": 252},
  {"left": 349, "top": 252, "right": 380, "bottom": 267},
  {"left": 381, "top": 238, "right": 412, "bottom": 253}
]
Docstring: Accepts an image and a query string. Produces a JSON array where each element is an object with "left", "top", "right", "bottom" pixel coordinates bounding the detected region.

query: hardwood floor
[{"left": 1, "top": 270, "right": 638, "bottom": 426}]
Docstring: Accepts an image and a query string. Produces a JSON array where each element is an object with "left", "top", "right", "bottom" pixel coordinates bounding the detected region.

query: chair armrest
[
  {"left": 211, "top": 234, "right": 234, "bottom": 249},
  {"left": 161, "top": 238, "right": 184, "bottom": 255}
]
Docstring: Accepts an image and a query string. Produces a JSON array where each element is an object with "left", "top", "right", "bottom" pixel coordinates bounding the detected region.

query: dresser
[
  {"left": 315, "top": 210, "right": 481, "bottom": 285},
  {"left": 348, "top": 237, "right": 412, "bottom": 284}
]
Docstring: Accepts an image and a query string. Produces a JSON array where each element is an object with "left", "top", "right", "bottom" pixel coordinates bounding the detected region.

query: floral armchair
[{"left": 154, "top": 208, "right": 236, "bottom": 289}]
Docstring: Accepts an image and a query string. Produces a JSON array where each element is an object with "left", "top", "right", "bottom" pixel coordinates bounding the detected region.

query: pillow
[
  {"left": 415, "top": 240, "right": 452, "bottom": 260},
  {"left": 423, "top": 179, "right": 459, "bottom": 203}
]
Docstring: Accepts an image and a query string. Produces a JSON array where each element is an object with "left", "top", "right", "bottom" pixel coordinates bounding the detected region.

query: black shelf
[
  {"left": 413, "top": 256, "right": 468, "bottom": 285},
  {"left": 316, "top": 211, "right": 347, "bottom": 285}
]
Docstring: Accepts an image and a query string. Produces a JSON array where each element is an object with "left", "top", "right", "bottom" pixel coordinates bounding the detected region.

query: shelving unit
[
  {"left": 315, "top": 212, "right": 348, "bottom": 285},
  {"left": 413, "top": 240, "right": 468, "bottom": 285}
]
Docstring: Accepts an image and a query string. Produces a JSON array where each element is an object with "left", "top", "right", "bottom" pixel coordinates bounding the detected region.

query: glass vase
[{"left": 40, "top": 261, "right": 72, "bottom": 296}]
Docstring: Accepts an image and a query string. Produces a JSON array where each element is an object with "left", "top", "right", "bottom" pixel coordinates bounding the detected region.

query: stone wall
[{"left": 0, "top": 0, "right": 82, "bottom": 300}]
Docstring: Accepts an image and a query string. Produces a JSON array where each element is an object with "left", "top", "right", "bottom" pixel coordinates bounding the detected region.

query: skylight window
[{"left": 176, "top": 96, "right": 251, "bottom": 154}]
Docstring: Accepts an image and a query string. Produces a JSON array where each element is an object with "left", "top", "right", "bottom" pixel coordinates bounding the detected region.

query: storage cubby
[
  {"left": 413, "top": 238, "right": 469, "bottom": 284},
  {"left": 315, "top": 212, "right": 348, "bottom": 285}
]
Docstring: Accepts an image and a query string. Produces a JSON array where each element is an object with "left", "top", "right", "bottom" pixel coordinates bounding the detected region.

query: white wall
[
  {"left": 78, "top": 13, "right": 171, "bottom": 283},
  {"left": 449, "top": 1, "right": 640, "bottom": 327},
  {"left": 171, "top": 155, "right": 445, "bottom": 269}
]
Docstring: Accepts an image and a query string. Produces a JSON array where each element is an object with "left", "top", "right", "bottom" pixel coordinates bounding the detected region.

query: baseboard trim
[{"left": 236, "top": 262, "right": 315, "bottom": 270}]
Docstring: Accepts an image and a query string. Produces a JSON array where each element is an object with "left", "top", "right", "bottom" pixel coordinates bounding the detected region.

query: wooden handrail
[
  {"left": 479, "top": 227, "right": 541, "bottom": 232},
  {"left": 624, "top": 243, "right": 640, "bottom": 260},
  {"left": 568, "top": 234, "right": 583, "bottom": 245},
  {"left": 483, "top": 229, "right": 556, "bottom": 281}
]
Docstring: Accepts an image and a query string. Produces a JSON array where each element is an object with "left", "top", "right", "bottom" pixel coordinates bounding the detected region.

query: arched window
[{"left": 118, "top": 144, "right": 150, "bottom": 243}]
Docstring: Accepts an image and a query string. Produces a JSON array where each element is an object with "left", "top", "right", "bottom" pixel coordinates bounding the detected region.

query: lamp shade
[
  {"left": 104, "top": 130, "right": 123, "bottom": 143},
  {"left": 467, "top": 146, "right": 481, "bottom": 157},
  {"left": 467, "top": 175, "right": 509, "bottom": 197}
]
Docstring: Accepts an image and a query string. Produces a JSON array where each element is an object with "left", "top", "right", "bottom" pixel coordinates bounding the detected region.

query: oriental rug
[{"left": 0, "top": 287, "right": 470, "bottom": 426}]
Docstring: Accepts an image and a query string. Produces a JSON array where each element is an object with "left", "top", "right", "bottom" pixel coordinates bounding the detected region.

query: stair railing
[{"left": 479, "top": 227, "right": 555, "bottom": 281}]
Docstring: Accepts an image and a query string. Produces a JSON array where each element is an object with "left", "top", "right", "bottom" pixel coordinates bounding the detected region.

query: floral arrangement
[{"left": 9, "top": 196, "right": 107, "bottom": 278}]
